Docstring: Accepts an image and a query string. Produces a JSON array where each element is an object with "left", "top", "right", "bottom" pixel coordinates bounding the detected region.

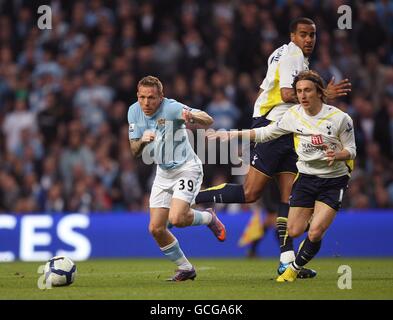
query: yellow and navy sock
[
  {"left": 195, "top": 183, "right": 246, "bottom": 204},
  {"left": 276, "top": 202, "right": 294, "bottom": 254},
  {"left": 294, "top": 236, "right": 321, "bottom": 268}
]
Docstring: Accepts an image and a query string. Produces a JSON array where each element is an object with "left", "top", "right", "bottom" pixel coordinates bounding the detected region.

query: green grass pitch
[{"left": 1, "top": 258, "right": 392, "bottom": 300}]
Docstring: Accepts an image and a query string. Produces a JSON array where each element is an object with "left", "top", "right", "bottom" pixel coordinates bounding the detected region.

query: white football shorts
[{"left": 149, "top": 157, "right": 203, "bottom": 208}]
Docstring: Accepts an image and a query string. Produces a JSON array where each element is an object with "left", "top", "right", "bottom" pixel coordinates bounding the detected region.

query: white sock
[
  {"left": 175, "top": 257, "right": 193, "bottom": 271},
  {"left": 160, "top": 240, "right": 193, "bottom": 270},
  {"left": 280, "top": 250, "right": 296, "bottom": 264},
  {"left": 191, "top": 209, "right": 213, "bottom": 226},
  {"left": 291, "top": 261, "right": 301, "bottom": 272}
]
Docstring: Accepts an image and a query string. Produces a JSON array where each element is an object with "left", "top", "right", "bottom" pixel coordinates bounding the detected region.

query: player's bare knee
[
  {"left": 149, "top": 223, "right": 167, "bottom": 238},
  {"left": 243, "top": 187, "right": 259, "bottom": 203},
  {"left": 287, "top": 225, "right": 302, "bottom": 238},
  {"left": 168, "top": 214, "right": 186, "bottom": 227},
  {"left": 308, "top": 227, "right": 324, "bottom": 242}
]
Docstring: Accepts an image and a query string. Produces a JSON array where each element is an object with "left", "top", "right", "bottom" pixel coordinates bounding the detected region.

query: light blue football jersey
[{"left": 128, "top": 98, "right": 200, "bottom": 170}]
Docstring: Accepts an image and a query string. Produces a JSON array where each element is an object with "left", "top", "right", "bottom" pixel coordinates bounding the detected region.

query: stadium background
[{"left": 0, "top": 0, "right": 392, "bottom": 261}]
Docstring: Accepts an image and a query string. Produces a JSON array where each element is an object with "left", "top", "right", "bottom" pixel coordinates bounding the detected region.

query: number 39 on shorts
[{"left": 178, "top": 179, "right": 194, "bottom": 191}]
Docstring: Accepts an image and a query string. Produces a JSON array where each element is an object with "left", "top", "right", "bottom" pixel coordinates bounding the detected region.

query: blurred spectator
[
  {"left": 375, "top": 0, "right": 393, "bottom": 36},
  {"left": 135, "top": 2, "right": 160, "bottom": 46},
  {"left": 2, "top": 98, "right": 37, "bottom": 153},
  {"left": 373, "top": 94, "right": 393, "bottom": 159},
  {"left": 43, "top": 182, "right": 65, "bottom": 213},
  {"left": 234, "top": 2, "right": 261, "bottom": 73},
  {"left": 59, "top": 130, "right": 95, "bottom": 195},
  {"left": 91, "top": 179, "right": 112, "bottom": 212},
  {"left": 73, "top": 68, "right": 114, "bottom": 133},
  {"left": 314, "top": 51, "right": 343, "bottom": 84},
  {"left": 206, "top": 89, "right": 240, "bottom": 130},
  {"left": 357, "top": 53, "right": 387, "bottom": 108},
  {"left": 0, "top": 171, "right": 20, "bottom": 212},
  {"left": 355, "top": 2, "right": 388, "bottom": 61},
  {"left": 153, "top": 28, "right": 182, "bottom": 80},
  {"left": 37, "top": 93, "right": 62, "bottom": 148},
  {"left": 67, "top": 179, "right": 93, "bottom": 213},
  {"left": 39, "top": 155, "right": 61, "bottom": 202},
  {"left": 116, "top": 153, "right": 144, "bottom": 211}
]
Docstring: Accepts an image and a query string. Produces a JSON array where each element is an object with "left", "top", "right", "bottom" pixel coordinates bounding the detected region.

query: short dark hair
[
  {"left": 137, "top": 75, "right": 164, "bottom": 96},
  {"left": 292, "top": 70, "right": 327, "bottom": 103},
  {"left": 290, "top": 17, "right": 316, "bottom": 33}
]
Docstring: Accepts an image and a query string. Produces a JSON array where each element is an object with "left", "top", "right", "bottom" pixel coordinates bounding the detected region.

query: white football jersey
[
  {"left": 254, "top": 103, "right": 356, "bottom": 178},
  {"left": 253, "top": 42, "right": 309, "bottom": 121}
]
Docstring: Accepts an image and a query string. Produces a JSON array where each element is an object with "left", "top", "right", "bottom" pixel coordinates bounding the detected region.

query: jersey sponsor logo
[
  {"left": 311, "top": 134, "right": 324, "bottom": 145},
  {"left": 301, "top": 142, "right": 325, "bottom": 153},
  {"left": 345, "top": 122, "right": 353, "bottom": 132}
]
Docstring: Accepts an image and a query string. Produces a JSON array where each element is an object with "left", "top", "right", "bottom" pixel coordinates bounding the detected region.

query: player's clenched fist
[
  {"left": 141, "top": 131, "right": 156, "bottom": 143},
  {"left": 182, "top": 109, "right": 194, "bottom": 123},
  {"left": 325, "top": 149, "right": 336, "bottom": 166}
]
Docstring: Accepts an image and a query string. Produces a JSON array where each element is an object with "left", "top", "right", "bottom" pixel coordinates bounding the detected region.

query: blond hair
[{"left": 137, "top": 75, "right": 164, "bottom": 96}]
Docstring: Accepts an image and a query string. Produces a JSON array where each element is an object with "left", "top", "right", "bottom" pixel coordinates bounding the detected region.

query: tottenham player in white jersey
[
  {"left": 209, "top": 70, "right": 356, "bottom": 282},
  {"left": 128, "top": 76, "right": 226, "bottom": 281},
  {"left": 196, "top": 18, "right": 351, "bottom": 278}
]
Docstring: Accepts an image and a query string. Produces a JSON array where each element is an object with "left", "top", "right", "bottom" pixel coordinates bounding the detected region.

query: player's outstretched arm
[
  {"left": 207, "top": 123, "right": 288, "bottom": 143},
  {"left": 182, "top": 110, "right": 213, "bottom": 128},
  {"left": 206, "top": 128, "right": 255, "bottom": 141}
]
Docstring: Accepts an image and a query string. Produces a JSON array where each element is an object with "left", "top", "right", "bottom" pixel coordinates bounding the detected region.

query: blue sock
[
  {"left": 191, "top": 209, "right": 212, "bottom": 226},
  {"left": 160, "top": 240, "right": 192, "bottom": 270}
]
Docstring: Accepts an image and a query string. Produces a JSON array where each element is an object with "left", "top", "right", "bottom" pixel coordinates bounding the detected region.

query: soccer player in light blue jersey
[{"left": 128, "top": 76, "right": 226, "bottom": 281}]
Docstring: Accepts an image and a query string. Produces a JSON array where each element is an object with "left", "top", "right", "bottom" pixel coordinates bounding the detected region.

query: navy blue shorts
[
  {"left": 250, "top": 117, "right": 297, "bottom": 177},
  {"left": 289, "top": 173, "right": 350, "bottom": 211}
]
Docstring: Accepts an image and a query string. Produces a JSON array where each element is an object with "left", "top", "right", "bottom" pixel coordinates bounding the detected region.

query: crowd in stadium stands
[{"left": 0, "top": 0, "right": 392, "bottom": 213}]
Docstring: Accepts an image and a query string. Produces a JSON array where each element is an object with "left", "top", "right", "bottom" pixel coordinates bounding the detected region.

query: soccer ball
[{"left": 44, "top": 256, "right": 77, "bottom": 287}]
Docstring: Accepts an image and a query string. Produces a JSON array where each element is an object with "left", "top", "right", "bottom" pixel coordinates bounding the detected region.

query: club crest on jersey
[
  {"left": 157, "top": 118, "right": 166, "bottom": 126},
  {"left": 311, "top": 134, "right": 324, "bottom": 145},
  {"left": 324, "top": 121, "right": 333, "bottom": 135},
  {"left": 291, "top": 69, "right": 299, "bottom": 79}
]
